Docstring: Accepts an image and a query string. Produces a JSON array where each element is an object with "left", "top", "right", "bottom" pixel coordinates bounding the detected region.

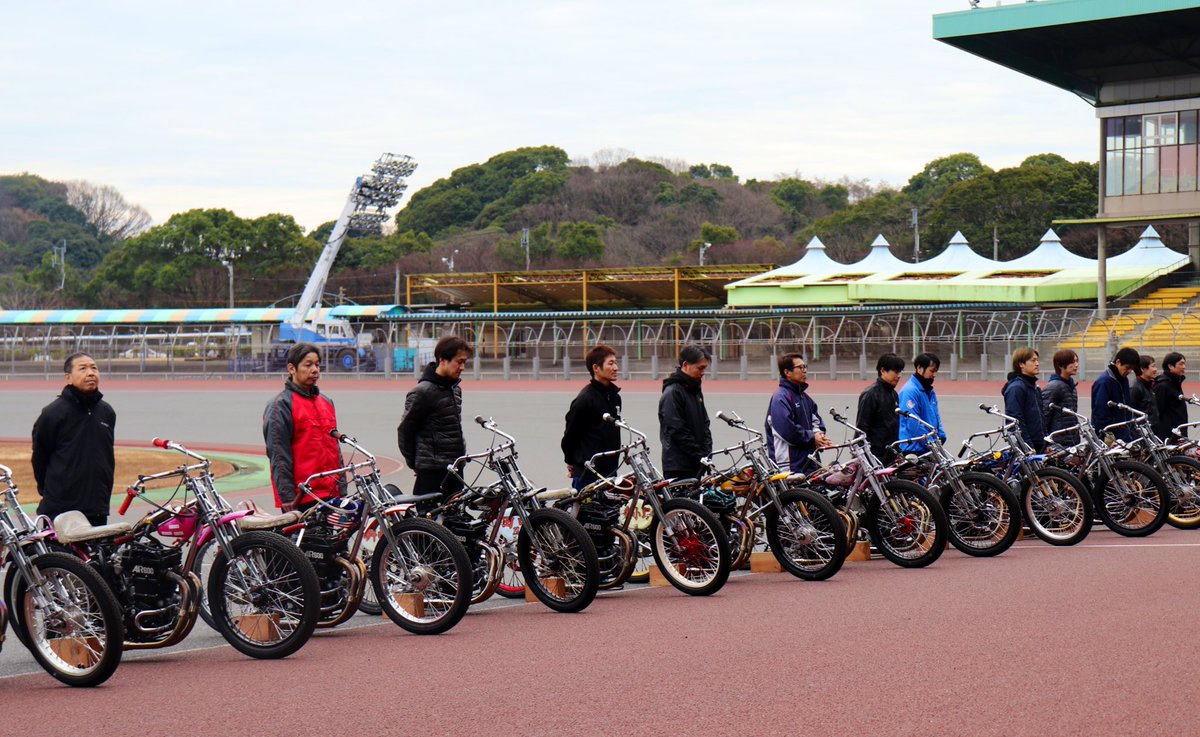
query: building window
[{"left": 1104, "top": 111, "right": 1193, "bottom": 197}]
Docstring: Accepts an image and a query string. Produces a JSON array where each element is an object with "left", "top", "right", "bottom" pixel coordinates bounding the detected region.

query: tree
[
  {"left": 770, "top": 178, "right": 818, "bottom": 228},
  {"left": 65, "top": 180, "right": 152, "bottom": 240},
  {"left": 557, "top": 221, "right": 604, "bottom": 261},
  {"left": 699, "top": 222, "right": 739, "bottom": 245},
  {"left": 902, "top": 153, "right": 991, "bottom": 206}
]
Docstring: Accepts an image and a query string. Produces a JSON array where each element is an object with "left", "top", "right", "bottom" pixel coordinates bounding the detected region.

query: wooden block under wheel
[
  {"left": 49, "top": 637, "right": 101, "bottom": 667},
  {"left": 234, "top": 613, "right": 281, "bottom": 640},
  {"left": 525, "top": 577, "right": 566, "bottom": 601},
  {"left": 750, "top": 551, "right": 784, "bottom": 573},
  {"left": 391, "top": 593, "right": 425, "bottom": 618},
  {"left": 648, "top": 564, "right": 675, "bottom": 587},
  {"left": 846, "top": 540, "right": 871, "bottom": 561}
]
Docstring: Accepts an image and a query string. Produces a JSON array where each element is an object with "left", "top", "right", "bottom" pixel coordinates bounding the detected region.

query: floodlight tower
[{"left": 283, "top": 153, "right": 416, "bottom": 346}]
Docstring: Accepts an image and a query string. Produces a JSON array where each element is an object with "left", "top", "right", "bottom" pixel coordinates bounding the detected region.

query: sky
[{"left": 1, "top": 1, "right": 1099, "bottom": 233}]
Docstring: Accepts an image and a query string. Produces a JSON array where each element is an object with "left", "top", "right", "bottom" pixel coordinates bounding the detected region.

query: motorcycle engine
[
  {"left": 298, "top": 524, "right": 349, "bottom": 582},
  {"left": 116, "top": 541, "right": 183, "bottom": 638},
  {"left": 577, "top": 500, "right": 622, "bottom": 573},
  {"left": 440, "top": 508, "right": 488, "bottom": 544}
]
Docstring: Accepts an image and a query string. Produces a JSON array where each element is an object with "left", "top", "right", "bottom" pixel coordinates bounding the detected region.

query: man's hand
[
  {"left": 566, "top": 465, "right": 575, "bottom": 479},
  {"left": 281, "top": 501, "right": 295, "bottom": 512},
  {"left": 814, "top": 432, "right": 835, "bottom": 450}
]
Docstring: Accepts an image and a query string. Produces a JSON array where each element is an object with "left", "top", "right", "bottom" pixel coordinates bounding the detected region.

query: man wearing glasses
[{"left": 765, "top": 352, "right": 832, "bottom": 473}]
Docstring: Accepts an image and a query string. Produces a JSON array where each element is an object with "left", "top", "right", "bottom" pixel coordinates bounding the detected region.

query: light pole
[
  {"left": 699, "top": 241, "right": 712, "bottom": 266},
  {"left": 441, "top": 249, "right": 459, "bottom": 272},
  {"left": 218, "top": 251, "right": 235, "bottom": 309},
  {"left": 521, "top": 228, "right": 530, "bottom": 271},
  {"left": 50, "top": 240, "right": 67, "bottom": 290}
]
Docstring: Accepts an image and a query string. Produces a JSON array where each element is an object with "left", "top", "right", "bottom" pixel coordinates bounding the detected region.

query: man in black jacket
[
  {"left": 32, "top": 353, "right": 116, "bottom": 525},
  {"left": 1153, "top": 351, "right": 1188, "bottom": 439},
  {"left": 397, "top": 335, "right": 471, "bottom": 499},
  {"left": 856, "top": 353, "right": 904, "bottom": 463},
  {"left": 659, "top": 345, "right": 713, "bottom": 479},
  {"left": 1130, "top": 355, "right": 1160, "bottom": 436},
  {"left": 562, "top": 344, "right": 623, "bottom": 490}
]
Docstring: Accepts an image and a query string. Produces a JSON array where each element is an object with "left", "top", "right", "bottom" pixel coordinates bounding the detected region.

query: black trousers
[{"left": 413, "top": 469, "right": 464, "bottom": 513}]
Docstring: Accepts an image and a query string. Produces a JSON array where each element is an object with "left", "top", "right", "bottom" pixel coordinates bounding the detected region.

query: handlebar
[
  {"left": 1106, "top": 400, "right": 1147, "bottom": 420},
  {"left": 118, "top": 488, "right": 135, "bottom": 515},
  {"left": 152, "top": 437, "right": 169, "bottom": 449}
]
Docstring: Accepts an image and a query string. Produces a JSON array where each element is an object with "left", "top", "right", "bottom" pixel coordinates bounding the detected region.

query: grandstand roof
[
  {"left": 725, "top": 229, "right": 1189, "bottom": 307},
  {"left": 850, "top": 235, "right": 907, "bottom": 272},
  {"left": 933, "top": 0, "right": 1200, "bottom": 105}
]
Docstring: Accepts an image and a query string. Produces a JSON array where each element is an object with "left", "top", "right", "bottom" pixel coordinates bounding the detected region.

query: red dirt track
[{"left": 5, "top": 528, "right": 1199, "bottom": 737}]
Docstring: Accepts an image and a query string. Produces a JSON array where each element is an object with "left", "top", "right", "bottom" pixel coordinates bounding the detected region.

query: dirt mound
[{"left": 0, "top": 443, "right": 237, "bottom": 506}]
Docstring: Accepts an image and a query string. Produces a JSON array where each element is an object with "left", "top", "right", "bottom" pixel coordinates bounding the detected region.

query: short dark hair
[
  {"left": 63, "top": 352, "right": 92, "bottom": 374},
  {"left": 586, "top": 344, "right": 617, "bottom": 377},
  {"left": 778, "top": 352, "right": 805, "bottom": 378},
  {"left": 1052, "top": 349, "right": 1078, "bottom": 373},
  {"left": 1113, "top": 346, "right": 1140, "bottom": 368},
  {"left": 876, "top": 353, "right": 904, "bottom": 375},
  {"left": 678, "top": 344, "right": 711, "bottom": 366},
  {"left": 1011, "top": 347, "right": 1039, "bottom": 373},
  {"left": 286, "top": 343, "right": 320, "bottom": 369},
  {"left": 1163, "top": 351, "right": 1186, "bottom": 370},
  {"left": 1139, "top": 355, "right": 1156, "bottom": 372},
  {"left": 914, "top": 352, "right": 940, "bottom": 370},
  {"left": 434, "top": 335, "right": 472, "bottom": 363}
]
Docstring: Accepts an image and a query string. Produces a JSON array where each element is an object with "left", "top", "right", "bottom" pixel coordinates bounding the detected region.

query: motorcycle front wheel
[
  {"left": 941, "top": 471, "right": 1020, "bottom": 557},
  {"left": 517, "top": 509, "right": 600, "bottom": 613},
  {"left": 649, "top": 498, "right": 731, "bottom": 596},
  {"left": 207, "top": 531, "right": 320, "bottom": 659},
  {"left": 866, "top": 480, "right": 947, "bottom": 568},
  {"left": 1022, "top": 467, "right": 1092, "bottom": 546},
  {"left": 10, "top": 552, "right": 124, "bottom": 687},
  {"left": 1095, "top": 460, "right": 1169, "bottom": 537},
  {"left": 371, "top": 518, "right": 472, "bottom": 634},
  {"left": 765, "top": 489, "right": 847, "bottom": 580}
]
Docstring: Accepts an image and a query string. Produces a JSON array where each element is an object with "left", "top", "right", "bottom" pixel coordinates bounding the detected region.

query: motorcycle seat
[
  {"left": 537, "top": 488, "right": 575, "bottom": 501},
  {"left": 388, "top": 492, "right": 442, "bottom": 505},
  {"left": 53, "top": 511, "right": 134, "bottom": 543},
  {"left": 239, "top": 511, "right": 302, "bottom": 530}
]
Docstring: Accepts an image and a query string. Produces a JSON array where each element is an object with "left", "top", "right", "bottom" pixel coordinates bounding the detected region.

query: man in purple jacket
[{"left": 765, "top": 352, "right": 832, "bottom": 473}]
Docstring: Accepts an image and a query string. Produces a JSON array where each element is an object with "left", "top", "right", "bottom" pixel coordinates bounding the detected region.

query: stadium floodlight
[
  {"left": 442, "top": 249, "right": 459, "bottom": 272},
  {"left": 346, "top": 153, "right": 417, "bottom": 236}
]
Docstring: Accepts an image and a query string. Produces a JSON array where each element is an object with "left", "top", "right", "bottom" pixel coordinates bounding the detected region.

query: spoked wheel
[
  {"left": 1022, "top": 468, "right": 1092, "bottom": 545},
  {"left": 495, "top": 514, "right": 526, "bottom": 598},
  {"left": 207, "top": 531, "right": 320, "bottom": 659},
  {"left": 941, "top": 472, "right": 1020, "bottom": 557},
  {"left": 649, "top": 498, "right": 731, "bottom": 596},
  {"left": 11, "top": 552, "right": 124, "bottom": 687},
  {"left": 765, "top": 489, "right": 847, "bottom": 580},
  {"left": 627, "top": 532, "right": 654, "bottom": 584},
  {"left": 371, "top": 518, "right": 471, "bottom": 634},
  {"left": 1096, "top": 460, "right": 1170, "bottom": 537},
  {"left": 517, "top": 509, "right": 600, "bottom": 612},
  {"left": 866, "top": 480, "right": 947, "bottom": 568},
  {"left": 1164, "top": 456, "right": 1200, "bottom": 530}
]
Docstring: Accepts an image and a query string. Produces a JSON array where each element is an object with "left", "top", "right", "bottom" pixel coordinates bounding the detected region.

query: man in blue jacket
[
  {"left": 898, "top": 352, "right": 947, "bottom": 454},
  {"left": 1092, "top": 347, "right": 1139, "bottom": 441},
  {"left": 765, "top": 353, "right": 832, "bottom": 473},
  {"left": 1003, "top": 347, "right": 1045, "bottom": 451}
]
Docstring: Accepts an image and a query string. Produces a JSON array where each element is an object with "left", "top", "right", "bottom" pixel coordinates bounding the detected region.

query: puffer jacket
[
  {"left": 1130, "top": 376, "right": 1160, "bottom": 437},
  {"left": 1041, "top": 373, "right": 1079, "bottom": 443},
  {"left": 397, "top": 363, "right": 465, "bottom": 471},
  {"left": 658, "top": 370, "right": 712, "bottom": 478},
  {"left": 1002, "top": 372, "right": 1045, "bottom": 452}
]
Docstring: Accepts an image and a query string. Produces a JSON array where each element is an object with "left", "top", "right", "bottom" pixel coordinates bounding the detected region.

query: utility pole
[
  {"left": 50, "top": 240, "right": 67, "bottom": 290},
  {"left": 911, "top": 208, "right": 920, "bottom": 263},
  {"left": 699, "top": 241, "right": 712, "bottom": 266},
  {"left": 521, "top": 228, "right": 531, "bottom": 271},
  {"left": 218, "top": 249, "right": 235, "bottom": 309},
  {"left": 394, "top": 263, "right": 401, "bottom": 304},
  {"left": 993, "top": 225, "right": 999, "bottom": 260}
]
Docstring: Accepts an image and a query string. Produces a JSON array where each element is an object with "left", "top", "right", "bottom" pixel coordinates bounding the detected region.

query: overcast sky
[{"left": 1, "top": 1, "right": 1098, "bottom": 232}]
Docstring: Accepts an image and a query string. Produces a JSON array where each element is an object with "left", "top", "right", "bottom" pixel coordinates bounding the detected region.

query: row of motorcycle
[{"left": 2, "top": 392, "right": 1194, "bottom": 688}]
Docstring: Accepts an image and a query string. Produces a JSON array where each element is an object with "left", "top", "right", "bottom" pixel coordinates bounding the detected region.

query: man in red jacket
[{"left": 263, "top": 343, "right": 343, "bottom": 511}]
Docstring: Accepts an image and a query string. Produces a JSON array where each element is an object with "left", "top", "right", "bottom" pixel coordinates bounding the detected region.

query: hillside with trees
[{"left": 0, "top": 148, "right": 1124, "bottom": 310}]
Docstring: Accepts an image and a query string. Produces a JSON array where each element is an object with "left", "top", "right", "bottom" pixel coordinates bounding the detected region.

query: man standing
[
  {"left": 1130, "top": 354, "right": 1160, "bottom": 436},
  {"left": 1042, "top": 349, "right": 1080, "bottom": 444},
  {"left": 765, "top": 352, "right": 832, "bottom": 473},
  {"left": 1003, "top": 347, "right": 1045, "bottom": 452},
  {"left": 658, "top": 345, "right": 713, "bottom": 480},
  {"left": 32, "top": 353, "right": 116, "bottom": 525},
  {"left": 856, "top": 353, "right": 904, "bottom": 463},
  {"left": 1091, "top": 346, "right": 1139, "bottom": 442},
  {"left": 898, "top": 352, "right": 947, "bottom": 454},
  {"left": 397, "top": 335, "right": 471, "bottom": 500},
  {"left": 562, "top": 345, "right": 623, "bottom": 490},
  {"left": 263, "top": 343, "right": 342, "bottom": 511},
  {"left": 1153, "top": 351, "right": 1188, "bottom": 440}
]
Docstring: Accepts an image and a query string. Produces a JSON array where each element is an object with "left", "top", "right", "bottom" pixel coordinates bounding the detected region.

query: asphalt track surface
[{"left": 2, "top": 377, "right": 1199, "bottom": 736}]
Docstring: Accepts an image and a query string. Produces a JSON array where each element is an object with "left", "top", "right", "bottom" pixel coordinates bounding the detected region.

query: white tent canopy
[
  {"left": 1003, "top": 228, "right": 1096, "bottom": 269},
  {"left": 756, "top": 236, "right": 843, "bottom": 278},
  {"left": 1108, "top": 225, "right": 1189, "bottom": 269},
  {"left": 918, "top": 231, "right": 997, "bottom": 271},
  {"left": 849, "top": 234, "right": 907, "bottom": 272}
]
